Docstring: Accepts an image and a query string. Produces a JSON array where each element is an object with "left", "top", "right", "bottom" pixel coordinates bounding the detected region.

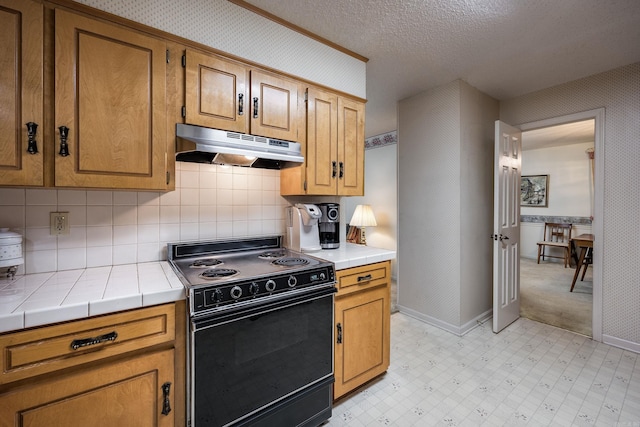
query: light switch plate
[{"left": 50, "top": 212, "right": 70, "bottom": 235}]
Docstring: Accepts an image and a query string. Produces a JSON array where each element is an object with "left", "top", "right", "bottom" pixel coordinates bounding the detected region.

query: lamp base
[
  {"left": 347, "top": 226, "right": 367, "bottom": 245},
  {"left": 359, "top": 227, "right": 367, "bottom": 245}
]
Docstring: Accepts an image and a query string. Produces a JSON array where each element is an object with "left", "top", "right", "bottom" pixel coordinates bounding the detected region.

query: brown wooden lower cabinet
[
  {"left": 0, "top": 349, "right": 174, "bottom": 427},
  {"left": 333, "top": 261, "right": 391, "bottom": 400},
  {"left": 0, "top": 301, "right": 185, "bottom": 427}
]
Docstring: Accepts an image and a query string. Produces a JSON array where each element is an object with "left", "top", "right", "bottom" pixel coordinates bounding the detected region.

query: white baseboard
[
  {"left": 602, "top": 334, "right": 640, "bottom": 354},
  {"left": 397, "top": 306, "right": 493, "bottom": 336}
]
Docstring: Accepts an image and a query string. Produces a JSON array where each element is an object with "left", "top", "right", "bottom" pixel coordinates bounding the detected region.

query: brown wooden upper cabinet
[
  {"left": 54, "top": 9, "right": 169, "bottom": 190},
  {"left": 183, "top": 49, "right": 301, "bottom": 142},
  {"left": 0, "top": 0, "right": 44, "bottom": 187},
  {"left": 281, "top": 87, "right": 365, "bottom": 196}
]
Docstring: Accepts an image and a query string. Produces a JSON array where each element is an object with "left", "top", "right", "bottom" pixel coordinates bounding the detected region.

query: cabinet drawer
[
  {"left": 0, "top": 303, "right": 175, "bottom": 384},
  {"left": 335, "top": 261, "right": 390, "bottom": 297}
]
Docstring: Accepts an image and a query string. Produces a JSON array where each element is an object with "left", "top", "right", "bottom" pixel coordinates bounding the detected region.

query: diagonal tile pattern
[{"left": 327, "top": 313, "right": 640, "bottom": 426}]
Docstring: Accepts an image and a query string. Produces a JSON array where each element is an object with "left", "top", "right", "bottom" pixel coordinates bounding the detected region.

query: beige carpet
[{"left": 520, "top": 257, "right": 593, "bottom": 336}]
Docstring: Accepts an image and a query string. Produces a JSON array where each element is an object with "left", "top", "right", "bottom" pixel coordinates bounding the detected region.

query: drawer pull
[
  {"left": 70, "top": 331, "right": 118, "bottom": 350},
  {"left": 357, "top": 274, "right": 373, "bottom": 282},
  {"left": 161, "top": 382, "right": 172, "bottom": 415},
  {"left": 336, "top": 323, "right": 342, "bottom": 344}
]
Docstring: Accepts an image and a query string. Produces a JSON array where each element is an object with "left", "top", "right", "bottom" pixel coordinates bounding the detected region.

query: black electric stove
[{"left": 168, "top": 236, "right": 336, "bottom": 427}]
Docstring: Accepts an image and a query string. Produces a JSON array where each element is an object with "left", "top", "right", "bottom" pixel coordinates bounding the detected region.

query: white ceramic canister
[{"left": 0, "top": 228, "right": 24, "bottom": 268}]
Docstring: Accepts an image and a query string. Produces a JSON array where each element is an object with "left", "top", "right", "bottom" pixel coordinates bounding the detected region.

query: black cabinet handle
[
  {"left": 161, "top": 382, "right": 172, "bottom": 415},
  {"left": 70, "top": 331, "right": 118, "bottom": 350},
  {"left": 58, "top": 126, "right": 70, "bottom": 157},
  {"left": 339, "top": 162, "right": 344, "bottom": 178},
  {"left": 336, "top": 323, "right": 342, "bottom": 344},
  {"left": 357, "top": 274, "right": 372, "bottom": 282},
  {"left": 332, "top": 161, "right": 337, "bottom": 178},
  {"left": 253, "top": 97, "right": 259, "bottom": 119},
  {"left": 26, "top": 122, "right": 38, "bottom": 154},
  {"left": 238, "top": 93, "right": 244, "bottom": 115}
]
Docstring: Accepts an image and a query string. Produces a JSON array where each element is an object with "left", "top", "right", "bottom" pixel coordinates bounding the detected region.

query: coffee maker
[
  {"left": 318, "top": 203, "right": 340, "bottom": 249},
  {"left": 284, "top": 204, "right": 322, "bottom": 252}
]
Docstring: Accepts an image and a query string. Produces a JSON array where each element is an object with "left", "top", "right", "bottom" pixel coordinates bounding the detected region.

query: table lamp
[{"left": 349, "top": 204, "right": 377, "bottom": 245}]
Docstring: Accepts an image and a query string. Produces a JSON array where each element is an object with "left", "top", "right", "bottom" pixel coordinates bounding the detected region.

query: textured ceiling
[{"left": 242, "top": 0, "right": 640, "bottom": 138}]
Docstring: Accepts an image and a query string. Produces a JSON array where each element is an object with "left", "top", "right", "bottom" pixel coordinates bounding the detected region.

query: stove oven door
[{"left": 189, "top": 286, "right": 335, "bottom": 427}]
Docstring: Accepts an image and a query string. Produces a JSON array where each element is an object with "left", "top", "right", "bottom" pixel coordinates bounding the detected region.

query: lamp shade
[{"left": 349, "top": 204, "right": 377, "bottom": 227}]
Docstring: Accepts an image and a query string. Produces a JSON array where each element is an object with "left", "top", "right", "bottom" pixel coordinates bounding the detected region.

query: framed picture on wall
[{"left": 521, "top": 175, "right": 549, "bottom": 207}]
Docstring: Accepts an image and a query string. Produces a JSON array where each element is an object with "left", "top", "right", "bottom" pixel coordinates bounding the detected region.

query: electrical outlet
[{"left": 50, "top": 212, "right": 70, "bottom": 235}]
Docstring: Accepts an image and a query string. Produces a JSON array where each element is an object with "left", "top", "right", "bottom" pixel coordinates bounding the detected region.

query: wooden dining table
[{"left": 570, "top": 233, "right": 594, "bottom": 292}]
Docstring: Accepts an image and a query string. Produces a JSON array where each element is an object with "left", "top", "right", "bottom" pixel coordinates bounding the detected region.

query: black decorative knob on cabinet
[
  {"left": 253, "top": 97, "right": 259, "bottom": 118},
  {"left": 26, "top": 122, "right": 38, "bottom": 154},
  {"left": 58, "top": 126, "right": 70, "bottom": 157}
]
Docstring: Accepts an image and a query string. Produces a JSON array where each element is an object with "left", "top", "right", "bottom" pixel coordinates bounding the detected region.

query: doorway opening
[{"left": 518, "top": 109, "right": 604, "bottom": 341}]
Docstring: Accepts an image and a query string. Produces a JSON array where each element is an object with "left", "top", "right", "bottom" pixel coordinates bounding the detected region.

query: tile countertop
[
  {"left": 0, "top": 243, "right": 395, "bottom": 334},
  {"left": 306, "top": 243, "right": 396, "bottom": 271}
]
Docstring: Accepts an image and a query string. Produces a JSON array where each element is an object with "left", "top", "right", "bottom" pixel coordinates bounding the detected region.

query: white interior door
[{"left": 493, "top": 120, "right": 522, "bottom": 333}]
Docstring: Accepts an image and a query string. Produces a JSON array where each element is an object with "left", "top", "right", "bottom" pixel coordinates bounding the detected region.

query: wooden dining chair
[{"left": 536, "top": 222, "right": 573, "bottom": 268}]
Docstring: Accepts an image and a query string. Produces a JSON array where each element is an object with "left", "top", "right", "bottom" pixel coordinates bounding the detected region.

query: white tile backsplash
[
  {"left": 26, "top": 189, "right": 57, "bottom": 205},
  {"left": 1, "top": 163, "right": 287, "bottom": 274},
  {"left": 87, "top": 190, "right": 112, "bottom": 205},
  {"left": 0, "top": 188, "right": 26, "bottom": 205},
  {"left": 87, "top": 206, "right": 113, "bottom": 226},
  {"left": 113, "top": 191, "right": 138, "bottom": 205},
  {"left": 113, "top": 205, "right": 137, "bottom": 225},
  {"left": 58, "top": 190, "right": 87, "bottom": 205}
]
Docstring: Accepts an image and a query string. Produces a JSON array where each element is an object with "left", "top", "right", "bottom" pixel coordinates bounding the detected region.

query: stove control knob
[
  {"left": 265, "top": 279, "right": 276, "bottom": 292},
  {"left": 230, "top": 285, "right": 242, "bottom": 299},
  {"left": 288, "top": 275, "right": 297, "bottom": 288},
  {"left": 249, "top": 282, "right": 260, "bottom": 295},
  {"left": 211, "top": 289, "right": 223, "bottom": 303}
]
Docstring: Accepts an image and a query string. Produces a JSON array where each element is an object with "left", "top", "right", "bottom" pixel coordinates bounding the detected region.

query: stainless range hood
[{"left": 175, "top": 124, "right": 303, "bottom": 169}]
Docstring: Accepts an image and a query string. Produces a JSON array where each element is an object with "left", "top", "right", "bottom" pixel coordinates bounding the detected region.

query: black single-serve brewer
[{"left": 318, "top": 203, "right": 340, "bottom": 249}]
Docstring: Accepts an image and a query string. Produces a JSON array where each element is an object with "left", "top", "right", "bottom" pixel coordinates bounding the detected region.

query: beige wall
[
  {"left": 397, "top": 80, "right": 499, "bottom": 334},
  {"left": 501, "top": 62, "right": 640, "bottom": 350}
]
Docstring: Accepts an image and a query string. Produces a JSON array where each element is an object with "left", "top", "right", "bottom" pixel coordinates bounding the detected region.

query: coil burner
[
  {"left": 272, "top": 257, "right": 310, "bottom": 267},
  {"left": 199, "top": 268, "right": 238, "bottom": 280},
  {"left": 258, "top": 250, "right": 287, "bottom": 259},
  {"left": 190, "top": 258, "right": 223, "bottom": 268}
]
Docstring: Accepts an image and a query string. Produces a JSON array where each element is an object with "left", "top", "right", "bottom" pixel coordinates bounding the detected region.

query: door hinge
[
  {"left": 166, "top": 49, "right": 170, "bottom": 63},
  {"left": 182, "top": 54, "right": 186, "bottom": 68},
  {"left": 182, "top": 106, "right": 186, "bottom": 117}
]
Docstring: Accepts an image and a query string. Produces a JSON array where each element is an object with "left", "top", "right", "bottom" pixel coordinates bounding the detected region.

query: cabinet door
[
  {"left": 337, "top": 97, "right": 365, "bottom": 196},
  {"left": 0, "top": 0, "right": 43, "bottom": 186},
  {"left": 334, "top": 285, "right": 390, "bottom": 399},
  {"left": 54, "top": 9, "right": 168, "bottom": 190},
  {"left": 184, "top": 49, "right": 248, "bottom": 133},
  {"left": 250, "top": 70, "right": 300, "bottom": 141},
  {"left": 0, "top": 349, "right": 175, "bottom": 427},
  {"left": 305, "top": 88, "right": 338, "bottom": 195}
]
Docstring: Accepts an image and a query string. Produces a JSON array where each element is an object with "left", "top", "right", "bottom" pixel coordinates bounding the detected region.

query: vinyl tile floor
[{"left": 326, "top": 313, "right": 640, "bottom": 426}]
